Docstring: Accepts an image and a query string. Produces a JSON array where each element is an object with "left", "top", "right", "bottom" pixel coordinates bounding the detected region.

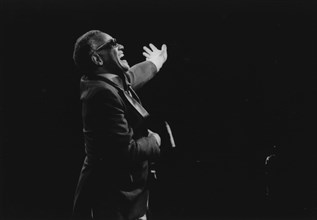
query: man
[{"left": 72, "top": 30, "right": 168, "bottom": 220}]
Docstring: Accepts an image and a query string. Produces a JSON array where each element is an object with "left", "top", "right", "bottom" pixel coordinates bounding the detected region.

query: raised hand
[{"left": 142, "top": 43, "right": 167, "bottom": 71}]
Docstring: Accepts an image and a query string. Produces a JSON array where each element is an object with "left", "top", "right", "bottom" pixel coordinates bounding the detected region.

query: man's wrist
[{"left": 147, "top": 59, "right": 161, "bottom": 72}]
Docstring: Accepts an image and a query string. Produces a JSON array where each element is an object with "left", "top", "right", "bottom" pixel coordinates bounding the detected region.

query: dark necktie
[{"left": 124, "top": 85, "right": 149, "bottom": 118}]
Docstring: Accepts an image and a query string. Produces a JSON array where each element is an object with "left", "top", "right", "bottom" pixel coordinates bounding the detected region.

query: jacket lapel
[{"left": 92, "top": 75, "right": 150, "bottom": 119}]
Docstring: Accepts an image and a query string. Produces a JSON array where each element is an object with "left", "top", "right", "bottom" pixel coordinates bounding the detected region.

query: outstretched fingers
[
  {"left": 143, "top": 46, "right": 152, "bottom": 54},
  {"left": 149, "top": 43, "right": 158, "bottom": 52},
  {"left": 142, "top": 52, "right": 151, "bottom": 58}
]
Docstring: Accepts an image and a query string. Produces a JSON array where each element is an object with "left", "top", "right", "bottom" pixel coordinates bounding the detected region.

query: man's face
[{"left": 94, "top": 33, "right": 130, "bottom": 72}]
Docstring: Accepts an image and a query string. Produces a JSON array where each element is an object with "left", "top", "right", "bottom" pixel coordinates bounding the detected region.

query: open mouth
[
  {"left": 117, "top": 50, "right": 129, "bottom": 68},
  {"left": 118, "top": 52, "right": 125, "bottom": 61}
]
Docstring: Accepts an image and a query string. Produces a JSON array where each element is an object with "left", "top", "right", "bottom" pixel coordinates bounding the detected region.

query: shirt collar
[{"left": 97, "top": 73, "right": 130, "bottom": 91}]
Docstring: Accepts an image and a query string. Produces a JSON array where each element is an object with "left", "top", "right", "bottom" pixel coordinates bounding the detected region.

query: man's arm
[
  {"left": 126, "top": 61, "right": 157, "bottom": 90},
  {"left": 126, "top": 43, "right": 167, "bottom": 90}
]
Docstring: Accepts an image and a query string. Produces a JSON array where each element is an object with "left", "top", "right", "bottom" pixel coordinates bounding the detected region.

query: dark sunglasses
[{"left": 91, "top": 38, "right": 118, "bottom": 54}]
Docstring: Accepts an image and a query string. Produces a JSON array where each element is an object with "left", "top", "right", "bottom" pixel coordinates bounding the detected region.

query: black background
[{"left": 1, "top": 0, "right": 316, "bottom": 219}]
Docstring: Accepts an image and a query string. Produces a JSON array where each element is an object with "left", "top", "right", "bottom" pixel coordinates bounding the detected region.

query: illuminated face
[{"left": 92, "top": 33, "right": 130, "bottom": 72}]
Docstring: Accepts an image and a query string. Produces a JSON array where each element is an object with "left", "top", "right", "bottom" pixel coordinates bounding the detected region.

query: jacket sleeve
[
  {"left": 126, "top": 61, "right": 158, "bottom": 90},
  {"left": 84, "top": 88, "right": 160, "bottom": 163}
]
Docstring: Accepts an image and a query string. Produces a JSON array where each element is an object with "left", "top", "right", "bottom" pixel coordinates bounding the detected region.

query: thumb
[
  {"left": 161, "top": 44, "right": 167, "bottom": 60},
  {"left": 161, "top": 44, "right": 167, "bottom": 52}
]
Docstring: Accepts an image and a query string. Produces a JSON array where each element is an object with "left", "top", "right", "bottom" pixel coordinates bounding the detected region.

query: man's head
[{"left": 73, "top": 30, "right": 130, "bottom": 75}]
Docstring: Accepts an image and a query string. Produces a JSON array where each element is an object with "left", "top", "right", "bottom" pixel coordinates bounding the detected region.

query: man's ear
[{"left": 91, "top": 53, "right": 103, "bottom": 66}]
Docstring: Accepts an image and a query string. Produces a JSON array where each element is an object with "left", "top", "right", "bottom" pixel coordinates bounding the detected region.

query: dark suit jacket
[{"left": 73, "top": 61, "right": 160, "bottom": 220}]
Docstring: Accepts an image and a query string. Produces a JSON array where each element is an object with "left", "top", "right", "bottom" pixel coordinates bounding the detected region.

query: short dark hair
[{"left": 73, "top": 30, "right": 103, "bottom": 74}]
